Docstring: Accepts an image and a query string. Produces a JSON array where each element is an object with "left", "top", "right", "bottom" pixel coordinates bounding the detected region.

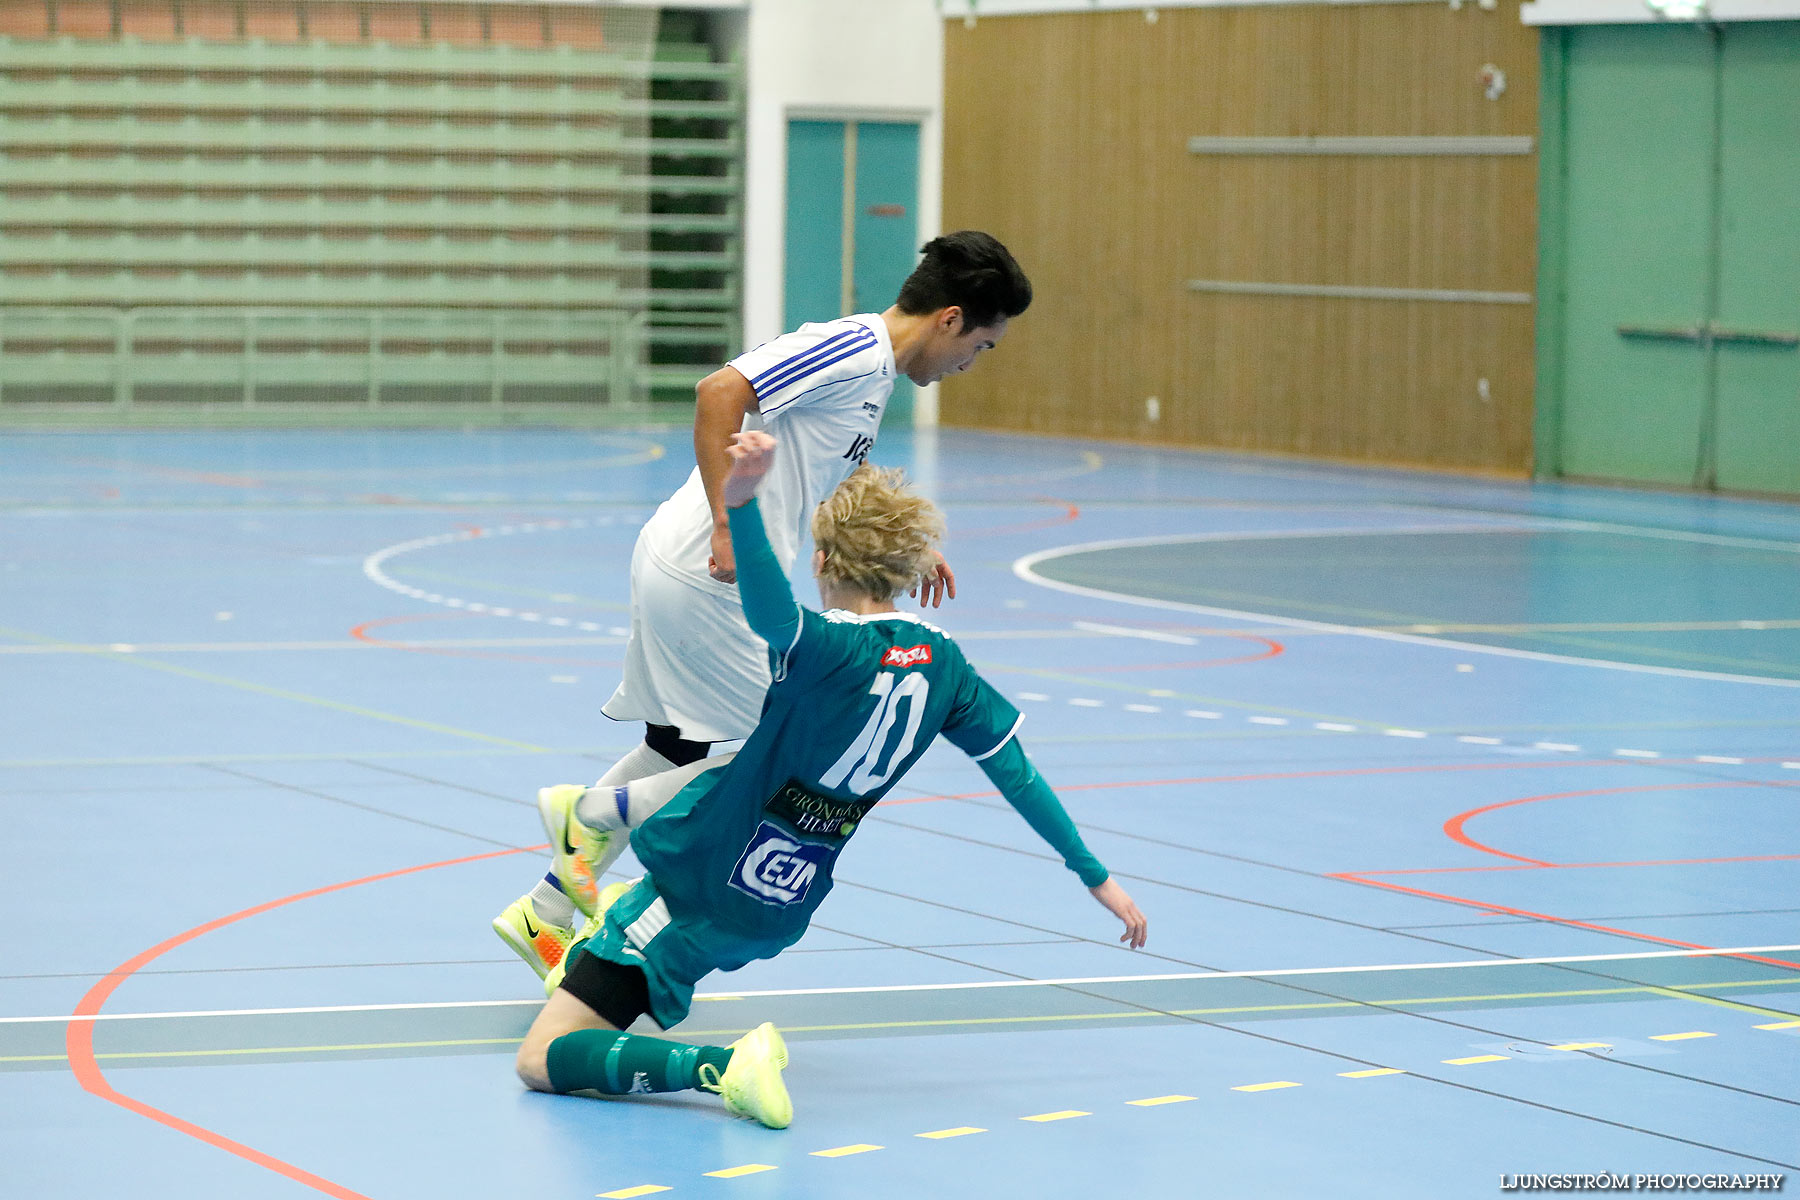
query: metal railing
[{"left": 0, "top": 306, "right": 735, "bottom": 408}]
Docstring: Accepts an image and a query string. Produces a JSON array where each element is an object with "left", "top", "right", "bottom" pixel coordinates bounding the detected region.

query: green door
[
  {"left": 782, "top": 120, "right": 848, "bottom": 334},
  {"left": 1546, "top": 22, "right": 1800, "bottom": 496},
  {"left": 783, "top": 118, "right": 920, "bottom": 426},
  {"left": 1714, "top": 23, "right": 1800, "bottom": 494}
]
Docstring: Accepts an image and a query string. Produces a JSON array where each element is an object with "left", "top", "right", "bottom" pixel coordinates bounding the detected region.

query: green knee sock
[{"left": 546, "top": 1029, "right": 733, "bottom": 1096}]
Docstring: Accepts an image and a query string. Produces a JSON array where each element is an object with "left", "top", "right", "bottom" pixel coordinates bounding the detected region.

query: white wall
[{"left": 734, "top": 0, "right": 945, "bottom": 422}]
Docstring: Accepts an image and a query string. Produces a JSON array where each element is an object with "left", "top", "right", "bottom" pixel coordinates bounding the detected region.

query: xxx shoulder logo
[
  {"left": 729, "top": 821, "right": 832, "bottom": 907},
  {"left": 882, "top": 643, "right": 932, "bottom": 668}
]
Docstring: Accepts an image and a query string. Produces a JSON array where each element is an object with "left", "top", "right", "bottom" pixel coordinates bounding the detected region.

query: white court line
[
  {"left": 1015, "top": 535, "right": 1800, "bottom": 689},
  {"left": 1071, "top": 621, "right": 1198, "bottom": 646},
  {"left": 12, "top": 944, "right": 1798, "bottom": 1025}
]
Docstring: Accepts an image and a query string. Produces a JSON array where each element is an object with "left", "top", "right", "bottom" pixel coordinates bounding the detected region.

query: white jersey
[{"left": 638, "top": 313, "right": 896, "bottom": 592}]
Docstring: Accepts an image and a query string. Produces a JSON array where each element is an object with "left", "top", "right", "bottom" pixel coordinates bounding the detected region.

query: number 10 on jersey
[{"left": 820, "top": 671, "right": 930, "bottom": 795}]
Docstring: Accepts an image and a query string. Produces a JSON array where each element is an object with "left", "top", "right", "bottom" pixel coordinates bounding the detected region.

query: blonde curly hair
[{"left": 810, "top": 464, "right": 945, "bottom": 602}]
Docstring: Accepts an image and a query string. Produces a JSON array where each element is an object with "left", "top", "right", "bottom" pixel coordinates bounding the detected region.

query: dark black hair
[{"left": 893, "top": 230, "right": 1032, "bottom": 331}]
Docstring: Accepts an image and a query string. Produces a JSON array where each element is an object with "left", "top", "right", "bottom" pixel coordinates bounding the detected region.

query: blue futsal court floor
[{"left": 2, "top": 426, "right": 1796, "bottom": 1199}]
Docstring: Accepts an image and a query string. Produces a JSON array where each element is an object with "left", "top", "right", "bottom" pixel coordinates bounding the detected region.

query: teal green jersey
[{"left": 630, "top": 601, "right": 1022, "bottom": 955}]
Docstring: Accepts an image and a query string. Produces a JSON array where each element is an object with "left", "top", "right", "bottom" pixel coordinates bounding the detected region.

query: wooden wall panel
[
  {"left": 942, "top": 4, "right": 1540, "bottom": 474},
  {"left": 118, "top": 0, "right": 177, "bottom": 39},
  {"left": 0, "top": 0, "right": 51, "bottom": 35},
  {"left": 244, "top": 1, "right": 303, "bottom": 42}
]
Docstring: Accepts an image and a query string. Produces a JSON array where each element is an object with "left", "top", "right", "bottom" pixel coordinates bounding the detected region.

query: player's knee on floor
[{"left": 516, "top": 1031, "right": 556, "bottom": 1092}]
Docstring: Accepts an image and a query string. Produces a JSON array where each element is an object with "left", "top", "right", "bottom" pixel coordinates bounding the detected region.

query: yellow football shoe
[
  {"left": 537, "top": 783, "right": 617, "bottom": 917},
  {"left": 490, "top": 894, "right": 574, "bottom": 981},
  {"left": 703, "top": 1022, "right": 792, "bottom": 1130}
]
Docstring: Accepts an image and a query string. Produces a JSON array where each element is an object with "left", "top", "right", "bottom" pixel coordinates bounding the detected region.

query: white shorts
[{"left": 600, "top": 534, "right": 771, "bottom": 743}]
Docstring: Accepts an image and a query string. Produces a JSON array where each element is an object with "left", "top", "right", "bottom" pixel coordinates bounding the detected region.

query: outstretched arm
[
  {"left": 975, "top": 739, "right": 1148, "bottom": 949},
  {"left": 721, "top": 432, "right": 802, "bottom": 652}
]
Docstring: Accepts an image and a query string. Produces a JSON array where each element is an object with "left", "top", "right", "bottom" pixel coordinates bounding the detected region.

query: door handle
[
  {"left": 1618, "top": 322, "right": 1799, "bottom": 348},
  {"left": 1712, "top": 327, "right": 1799, "bottom": 348},
  {"left": 1617, "top": 324, "right": 1704, "bottom": 343}
]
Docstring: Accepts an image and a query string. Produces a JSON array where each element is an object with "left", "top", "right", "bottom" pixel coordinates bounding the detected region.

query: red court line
[
  {"left": 1355, "top": 851, "right": 1800, "bottom": 877},
  {"left": 893, "top": 762, "right": 1800, "bottom": 971},
  {"left": 1340, "top": 778, "right": 1800, "bottom": 971},
  {"left": 58, "top": 456, "right": 267, "bottom": 489},
  {"left": 1443, "top": 780, "right": 1800, "bottom": 865},
  {"left": 67, "top": 842, "right": 543, "bottom": 1200},
  {"left": 879, "top": 756, "right": 1653, "bottom": 807},
  {"left": 954, "top": 500, "right": 1081, "bottom": 538},
  {"left": 1333, "top": 872, "right": 1800, "bottom": 972},
  {"left": 1074, "top": 633, "right": 1285, "bottom": 672}
]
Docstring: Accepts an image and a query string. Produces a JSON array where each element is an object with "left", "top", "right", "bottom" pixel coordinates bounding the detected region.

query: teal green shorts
[{"left": 579, "top": 873, "right": 777, "bottom": 1030}]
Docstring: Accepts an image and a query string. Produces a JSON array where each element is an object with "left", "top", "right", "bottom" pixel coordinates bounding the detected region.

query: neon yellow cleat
[
  {"left": 707, "top": 1022, "right": 792, "bottom": 1130},
  {"left": 490, "top": 894, "right": 574, "bottom": 981},
  {"left": 537, "top": 784, "right": 616, "bottom": 917},
  {"left": 541, "top": 880, "right": 632, "bottom": 998}
]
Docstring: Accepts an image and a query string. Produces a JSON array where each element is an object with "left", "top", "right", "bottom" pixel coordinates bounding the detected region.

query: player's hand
[
  {"left": 707, "top": 522, "right": 736, "bottom": 583},
  {"left": 721, "top": 431, "right": 777, "bottom": 510},
  {"left": 909, "top": 551, "right": 957, "bottom": 608},
  {"left": 1089, "top": 878, "right": 1147, "bottom": 949}
]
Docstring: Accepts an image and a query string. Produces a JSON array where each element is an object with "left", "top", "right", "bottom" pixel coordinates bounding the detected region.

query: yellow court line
[
  {"left": 1021, "top": 1110, "right": 1089, "bottom": 1123},
  {"left": 10, "top": 978, "right": 1788, "bottom": 1068},
  {"left": 1338, "top": 1068, "right": 1406, "bottom": 1078},
  {"left": 1549, "top": 1042, "right": 1611, "bottom": 1052},
  {"left": 1443, "top": 1055, "right": 1510, "bottom": 1065},
  {"left": 1232, "top": 1081, "right": 1301, "bottom": 1092},
  {"left": 1650, "top": 1031, "right": 1716, "bottom": 1041},
  {"left": 599, "top": 1187, "right": 670, "bottom": 1199},
  {"left": 704, "top": 1164, "right": 777, "bottom": 1179},
  {"left": 916, "top": 1127, "right": 986, "bottom": 1139},
  {"left": 0, "top": 624, "right": 550, "bottom": 751},
  {"left": 683, "top": 977, "right": 1800, "bottom": 1040},
  {"left": 810, "top": 1144, "right": 882, "bottom": 1158},
  {"left": 1127, "top": 1095, "right": 1197, "bottom": 1106}
]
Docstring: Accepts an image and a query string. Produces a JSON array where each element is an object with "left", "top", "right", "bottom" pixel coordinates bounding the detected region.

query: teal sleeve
[
  {"left": 726, "top": 498, "right": 801, "bottom": 653},
  {"left": 976, "top": 739, "right": 1109, "bottom": 888}
]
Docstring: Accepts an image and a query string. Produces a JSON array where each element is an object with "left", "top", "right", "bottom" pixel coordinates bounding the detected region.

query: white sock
[
  {"left": 592, "top": 741, "right": 678, "bottom": 788},
  {"left": 577, "top": 753, "right": 733, "bottom": 838},
  {"left": 516, "top": 742, "right": 675, "bottom": 919},
  {"left": 528, "top": 875, "right": 576, "bottom": 929}
]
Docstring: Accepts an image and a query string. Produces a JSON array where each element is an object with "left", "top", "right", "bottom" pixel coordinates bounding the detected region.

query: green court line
[{"left": 0, "top": 624, "right": 550, "bottom": 752}]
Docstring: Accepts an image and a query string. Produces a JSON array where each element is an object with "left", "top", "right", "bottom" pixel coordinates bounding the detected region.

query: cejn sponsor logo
[
  {"left": 730, "top": 822, "right": 832, "bottom": 907},
  {"left": 882, "top": 643, "right": 933, "bottom": 668}
]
